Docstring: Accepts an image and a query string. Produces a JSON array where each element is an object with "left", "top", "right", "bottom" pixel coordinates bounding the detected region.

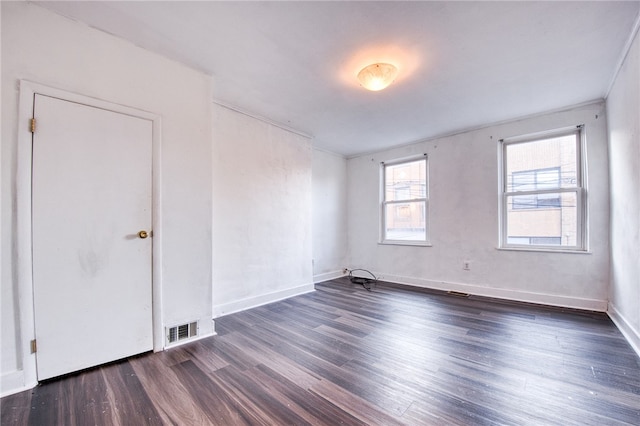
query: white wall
[
  {"left": 606, "top": 27, "right": 640, "bottom": 355},
  {"left": 312, "top": 149, "right": 348, "bottom": 282},
  {"left": 348, "top": 102, "right": 610, "bottom": 310},
  {"left": 211, "top": 104, "right": 313, "bottom": 317},
  {"left": 1, "top": 2, "right": 213, "bottom": 395}
]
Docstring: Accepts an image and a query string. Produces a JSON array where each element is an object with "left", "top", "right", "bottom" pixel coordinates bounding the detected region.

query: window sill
[
  {"left": 379, "top": 241, "right": 432, "bottom": 247},
  {"left": 497, "top": 246, "right": 591, "bottom": 254}
]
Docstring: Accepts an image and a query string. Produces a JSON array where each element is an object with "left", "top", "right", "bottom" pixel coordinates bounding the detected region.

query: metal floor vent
[{"left": 167, "top": 321, "right": 198, "bottom": 345}]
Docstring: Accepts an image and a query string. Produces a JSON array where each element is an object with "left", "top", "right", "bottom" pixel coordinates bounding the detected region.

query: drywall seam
[
  {"left": 212, "top": 99, "right": 313, "bottom": 139},
  {"left": 606, "top": 9, "right": 640, "bottom": 97}
]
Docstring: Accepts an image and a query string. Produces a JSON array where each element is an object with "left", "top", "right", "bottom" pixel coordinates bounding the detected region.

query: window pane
[
  {"left": 395, "top": 186, "right": 410, "bottom": 201},
  {"left": 506, "top": 134, "right": 577, "bottom": 192},
  {"left": 385, "top": 201, "right": 425, "bottom": 241},
  {"left": 512, "top": 194, "right": 537, "bottom": 209},
  {"left": 506, "top": 192, "right": 577, "bottom": 246},
  {"left": 512, "top": 190, "right": 561, "bottom": 210},
  {"left": 537, "top": 192, "right": 561, "bottom": 208},
  {"left": 512, "top": 170, "right": 535, "bottom": 192},
  {"left": 385, "top": 159, "right": 426, "bottom": 201},
  {"left": 536, "top": 168, "right": 560, "bottom": 190}
]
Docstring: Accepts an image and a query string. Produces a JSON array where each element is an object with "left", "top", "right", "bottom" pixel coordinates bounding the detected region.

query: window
[
  {"left": 512, "top": 167, "right": 561, "bottom": 209},
  {"left": 500, "top": 126, "right": 586, "bottom": 251},
  {"left": 381, "top": 156, "right": 428, "bottom": 245}
]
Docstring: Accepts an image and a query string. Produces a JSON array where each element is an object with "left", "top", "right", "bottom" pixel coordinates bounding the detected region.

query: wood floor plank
[
  {"left": 249, "top": 363, "right": 369, "bottom": 426},
  {"left": 2, "top": 277, "right": 639, "bottom": 425},
  {"left": 100, "top": 361, "right": 163, "bottom": 425},
  {"left": 170, "top": 359, "right": 262, "bottom": 425},
  {"left": 210, "top": 364, "right": 312, "bottom": 425},
  {"left": 0, "top": 385, "right": 31, "bottom": 425},
  {"left": 25, "top": 379, "right": 69, "bottom": 425},
  {"left": 32, "top": 366, "right": 116, "bottom": 425},
  {"left": 180, "top": 338, "right": 232, "bottom": 372},
  {"left": 308, "top": 378, "right": 407, "bottom": 425},
  {"left": 219, "top": 329, "right": 322, "bottom": 390},
  {"left": 262, "top": 319, "right": 360, "bottom": 365},
  {"left": 201, "top": 336, "right": 261, "bottom": 371},
  {"left": 129, "top": 354, "right": 211, "bottom": 425},
  {"left": 238, "top": 323, "right": 416, "bottom": 417}
]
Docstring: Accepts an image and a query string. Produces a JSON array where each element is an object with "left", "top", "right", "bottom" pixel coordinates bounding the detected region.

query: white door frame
[{"left": 16, "top": 80, "right": 164, "bottom": 387}]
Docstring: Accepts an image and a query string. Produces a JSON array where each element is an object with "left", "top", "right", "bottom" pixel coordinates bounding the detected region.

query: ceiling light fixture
[{"left": 357, "top": 63, "right": 398, "bottom": 91}]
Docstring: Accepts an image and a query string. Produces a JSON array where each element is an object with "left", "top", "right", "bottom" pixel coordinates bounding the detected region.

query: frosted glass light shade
[{"left": 357, "top": 63, "right": 398, "bottom": 91}]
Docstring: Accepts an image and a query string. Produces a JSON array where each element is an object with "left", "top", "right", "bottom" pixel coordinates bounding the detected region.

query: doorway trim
[{"left": 16, "top": 80, "right": 164, "bottom": 387}]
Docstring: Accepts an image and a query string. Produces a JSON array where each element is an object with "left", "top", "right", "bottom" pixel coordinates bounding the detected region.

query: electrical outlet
[
  {"left": 342, "top": 268, "right": 349, "bottom": 274},
  {"left": 463, "top": 261, "right": 470, "bottom": 271}
]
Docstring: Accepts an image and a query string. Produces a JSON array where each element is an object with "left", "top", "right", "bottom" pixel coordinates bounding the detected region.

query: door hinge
[
  {"left": 30, "top": 118, "right": 36, "bottom": 133},
  {"left": 30, "top": 339, "right": 37, "bottom": 354}
]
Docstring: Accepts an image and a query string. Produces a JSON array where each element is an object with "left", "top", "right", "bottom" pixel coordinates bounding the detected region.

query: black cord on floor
[{"left": 347, "top": 268, "right": 377, "bottom": 291}]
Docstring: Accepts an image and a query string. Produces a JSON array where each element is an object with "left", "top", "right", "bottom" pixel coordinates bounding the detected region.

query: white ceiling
[{"left": 34, "top": 1, "right": 640, "bottom": 157}]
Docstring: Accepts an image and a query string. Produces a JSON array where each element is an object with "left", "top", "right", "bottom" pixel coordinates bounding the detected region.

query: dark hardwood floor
[{"left": 2, "top": 278, "right": 639, "bottom": 425}]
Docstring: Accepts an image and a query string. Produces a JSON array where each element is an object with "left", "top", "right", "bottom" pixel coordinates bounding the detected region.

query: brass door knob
[{"left": 138, "top": 230, "right": 149, "bottom": 239}]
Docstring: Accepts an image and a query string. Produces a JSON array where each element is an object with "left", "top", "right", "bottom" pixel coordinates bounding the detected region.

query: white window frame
[
  {"left": 380, "top": 155, "right": 430, "bottom": 246},
  {"left": 499, "top": 125, "right": 588, "bottom": 252}
]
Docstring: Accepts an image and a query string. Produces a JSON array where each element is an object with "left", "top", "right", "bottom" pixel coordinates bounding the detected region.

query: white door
[{"left": 32, "top": 94, "right": 153, "bottom": 380}]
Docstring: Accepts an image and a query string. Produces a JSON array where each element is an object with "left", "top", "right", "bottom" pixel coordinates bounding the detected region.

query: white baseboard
[
  {"left": 1, "top": 370, "right": 36, "bottom": 398},
  {"left": 608, "top": 303, "right": 640, "bottom": 359},
  {"left": 313, "top": 270, "right": 346, "bottom": 283},
  {"left": 377, "top": 273, "right": 608, "bottom": 312},
  {"left": 212, "top": 283, "right": 315, "bottom": 318}
]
